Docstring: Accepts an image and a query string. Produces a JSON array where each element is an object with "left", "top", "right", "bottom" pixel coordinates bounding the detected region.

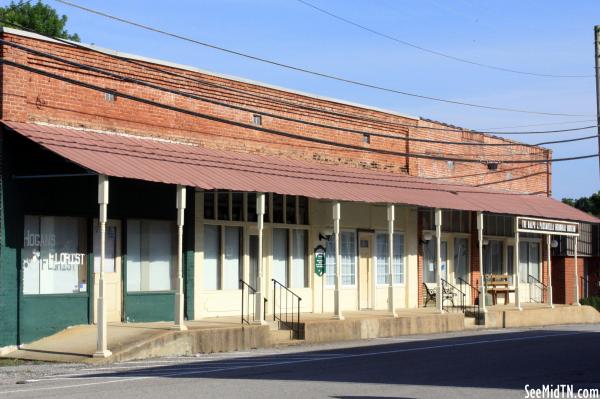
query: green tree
[
  {"left": 0, "top": 0, "right": 80, "bottom": 42},
  {"left": 562, "top": 191, "right": 600, "bottom": 217}
]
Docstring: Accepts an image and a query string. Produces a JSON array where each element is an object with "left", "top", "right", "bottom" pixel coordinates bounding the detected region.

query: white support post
[
  {"left": 477, "top": 212, "right": 486, "bottom": 313},
  {"left": 514, "top": 218, "right": 522, "bottom": 311},
  {"left": 387, "top": 204, "right": 397, "bottom": 317},
  {"left": 547, "top": 235, "right": 554, "bottom": 308},
  {"left": 93, "top": 175, "right": 111, "bottom": 358},
  {"left": 255, "top": 193, "right": 266, "bottom": 323},
  {"left": 174, "top": 185, "right": 187, "bottom": 331},
  {"left": 574, "top": 236, "right": 580, "bottom": 306},
  {"left": 333, "top": 202, "right": 344, "bottom": 320},
  {"left": 434, "top": 208, "right": 443, "bottom": 313}
]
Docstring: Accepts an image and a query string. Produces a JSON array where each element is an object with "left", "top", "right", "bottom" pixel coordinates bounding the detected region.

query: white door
[{"left": 93, "top": 220, "right": 122, "bottom": 323}]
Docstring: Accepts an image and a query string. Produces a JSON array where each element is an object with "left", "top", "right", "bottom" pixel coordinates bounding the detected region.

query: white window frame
[
  {"left": 326, "top": 229, "right": 357, "bottom": 288},
  {"left": 374, "top": 230, "right": 405, "bottom": 287}
]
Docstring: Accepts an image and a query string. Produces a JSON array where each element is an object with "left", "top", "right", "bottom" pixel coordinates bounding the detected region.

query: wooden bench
[{"left": 485, "top": 274, "right": 515, "bottom": 305}]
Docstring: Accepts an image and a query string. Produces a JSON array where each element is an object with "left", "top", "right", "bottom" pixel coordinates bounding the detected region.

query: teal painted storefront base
[
  {"left": 19, "top": 294, "right": 89, "bottom": 344},
  {"left": 124, "top": 292, "right": 175, "bottom": 323}
]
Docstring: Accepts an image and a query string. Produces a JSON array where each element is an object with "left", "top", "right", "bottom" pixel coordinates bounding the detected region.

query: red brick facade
[{"left": 0, "top": 30, "right": 551, "bottom": 195}]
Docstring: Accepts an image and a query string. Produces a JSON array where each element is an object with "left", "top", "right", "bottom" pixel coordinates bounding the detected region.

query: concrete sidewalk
[{"left": 2, "top": 305, "right": 598, "bottom": 364}]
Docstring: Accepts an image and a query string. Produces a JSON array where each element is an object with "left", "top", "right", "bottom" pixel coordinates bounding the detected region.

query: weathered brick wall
[
  {"left": 0, "top": 30, "right": 550, "bottom": 195},
  {"left": 552, "top": 256, "right": 585, "bottom": 304}
]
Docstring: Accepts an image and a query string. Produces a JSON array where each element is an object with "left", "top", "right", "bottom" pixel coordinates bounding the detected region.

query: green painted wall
[
  {"left": 184, "top": 188, "right": 195, "bottom": 320},
  {"left": 124, "top": 292, "right": 174, "bottom": 323},
  {"left": 19, "top": 295, "right": 89, "bottom": 343}
]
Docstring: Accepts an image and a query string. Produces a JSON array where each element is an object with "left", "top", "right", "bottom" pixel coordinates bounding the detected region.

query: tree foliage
[
  {"left": 562, "top": 191, "right": 600, "bottom": 217},
  {"left": 0, "top": 0, "right": 80, "bottom": 42}
]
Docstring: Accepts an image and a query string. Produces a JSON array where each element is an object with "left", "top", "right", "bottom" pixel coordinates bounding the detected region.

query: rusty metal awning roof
[{"left": 5, "top": 121, "right": 598, "bottom": 224}]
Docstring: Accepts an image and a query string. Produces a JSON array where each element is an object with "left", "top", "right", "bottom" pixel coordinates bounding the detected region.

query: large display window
[{"left": 22, "top": 215, "right": 88, "bottom": 295}]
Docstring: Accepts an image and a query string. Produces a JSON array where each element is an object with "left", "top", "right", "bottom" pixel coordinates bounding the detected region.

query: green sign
[{"left": 314, "top": 245, "right": 326, "bottom": 276}]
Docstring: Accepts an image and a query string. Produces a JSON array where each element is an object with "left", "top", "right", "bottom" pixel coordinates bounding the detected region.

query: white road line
[{"left": 0, "top": 331, "right": 591, "bottom": 395}]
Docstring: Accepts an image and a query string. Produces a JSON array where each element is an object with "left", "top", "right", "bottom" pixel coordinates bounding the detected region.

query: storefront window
[
  {"left": 291, "top": 230, "right": 307, "bottom": 288},
  {"left": 22, "top": 215, "right": 88, "bottom": 295},
  {"left": 202, "top": 224, "right": 220, "bottom": 290},
  {"left": 483, "top": 240, "right": 503, "bottom": 276},
  {"left": 519, "top": 241, "right": 540, "bottom": 283},
  {"left": 375, "top": 233, "right": 404, "bottom": 284},
  {"left": 423, "top": 239, "right": 447, "bottom": 283},
  {"left": 272, "top": 228, "right": 288, "bottom": 284},
  {"left": 126, "top": 219, "right": 175, "bottom": 292},
  {"left": 223, "top": 227, "right": 241, "bottom": 290},
  {"left": 454, "top": 237, "right": 468, "bottom": 284},
  {"left": 326, "top": 231, "right": 356, "bottom": 286}
]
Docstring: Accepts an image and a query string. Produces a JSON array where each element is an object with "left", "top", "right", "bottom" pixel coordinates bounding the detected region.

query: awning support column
[
  {"left": 547, "top": 235, "right": 554, "bottom": 308},
  {"left": 477, "top": 212, "right": 486, "bottom": 313},
  {"left": 574, "top": 236, "right": 580, "bottom": 306},
  {"left": 93, "top": 175, "right": 111, "bottom": 358},
  {"left": 435, "top": 208, "right": 443, "bottom": 313},
  {"left": 514, "top": 218, "right": 522, "bottom": 311},
  {"left": 333, "top": 202, "right": 344, "bottom": 320},
  {"left": 255, "top": 193, "right": 266, "bottom": 323},
  {"left": 387, "top": 204, "right": 397, "bottom": 317},
  {"left": 174, "top": 185, "right": 187, "bottom": 331}
]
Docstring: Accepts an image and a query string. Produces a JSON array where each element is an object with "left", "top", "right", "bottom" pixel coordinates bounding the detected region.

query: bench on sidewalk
[{"left": 485, "top": 274, "right": 515, "bottom": 305}]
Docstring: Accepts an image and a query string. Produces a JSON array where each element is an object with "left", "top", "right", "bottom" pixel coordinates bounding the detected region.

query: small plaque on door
[{"left": 360, "top": 239, "right": 369, "bottom": 248}]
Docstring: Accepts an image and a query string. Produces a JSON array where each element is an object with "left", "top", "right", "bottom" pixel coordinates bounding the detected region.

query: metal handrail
[
  {"left": 441, "top": 278, "right": 466, "bottom": 313},
  {"left": 457, "top": 276, "right": 482, "bottom": 321},
  {"left": 527, "top": 274, "right": 547, "bottom": 303},
  {"left": 272, "top": 278, "right": 302, "bottom": 339},
  {"left": 240, "top": 279, "right": 256, "bottom": 325}
]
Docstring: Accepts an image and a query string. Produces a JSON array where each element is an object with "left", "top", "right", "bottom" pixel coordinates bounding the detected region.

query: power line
[
  {"left": 4, "top": 37, "right": 597, "bottom": 154},
  {"left": 3, "top": 58, "right": 597, "bottom": 164},
  {"left": 52, "top": 0, "right": 595, "bottom": 118},
  {"left": 296, "top": 0, "right": 594, "bottom": 79},
  {"left": 479, "top": 119, "right": 597, "bottom": 131}
]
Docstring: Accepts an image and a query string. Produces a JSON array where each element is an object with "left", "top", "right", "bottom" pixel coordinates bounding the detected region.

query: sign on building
[
  {"left": 314, "top": 245, "right": 326, "bottom": 276},
  {"left": 516, "top": 217, "right": 579, "bottom": 236}
]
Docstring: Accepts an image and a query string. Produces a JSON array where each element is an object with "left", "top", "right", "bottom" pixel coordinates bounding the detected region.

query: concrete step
[{"left": 464, "top": 316, "right": 477, "bottom": 329}]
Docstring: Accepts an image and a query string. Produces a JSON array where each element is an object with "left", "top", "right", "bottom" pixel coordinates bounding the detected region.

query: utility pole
[{"left": 595, "top": 26, "right": 600, "bottom": 177}]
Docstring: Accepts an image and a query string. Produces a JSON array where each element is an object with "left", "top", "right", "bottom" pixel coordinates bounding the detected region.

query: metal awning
[{"left": 5, "top": 121, "right": 598, "bottom": 224}]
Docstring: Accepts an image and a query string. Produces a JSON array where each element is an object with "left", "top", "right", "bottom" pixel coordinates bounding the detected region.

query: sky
[{"left": 17, "top": 0, "right": 600, "bottom": 199}]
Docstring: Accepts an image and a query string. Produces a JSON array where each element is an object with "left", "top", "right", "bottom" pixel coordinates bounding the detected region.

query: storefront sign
[
  {"left": 314, "top": 245, "right": 326, "bottom": 276},
  {"left": 516, "top": 217, "right": 579, "bottom": 236}
]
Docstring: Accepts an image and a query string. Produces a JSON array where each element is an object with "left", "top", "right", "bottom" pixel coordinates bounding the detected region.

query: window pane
[
  {"left": 376, "top": 233, "right": 389, "bottom": 285},
  {"left": 204, "top": 191, "right": 215, "bottom": 219},
  {"left": 453, "top": 237, "right": 468, "bottom": 284},
  {"left": 529, "top": 242, "right": 540, "bottom": 281},
  {"left": 393, "top": 233, "right": 404, "bottom": 284},
  {"left": 223, "top": 227, "right": 241, "bottom": 290},
  {"left": 247, "top": 193, "right": 257, "bottom": 223},
  {"left": 272, "top": 228, "right": 288, "bottom": 285},
  {"left": 249, "top": 235, "right": 259, "bottom": 288},
  {"left": 93, "top": 222, "right": 116, "bottom": 273},
  {"left": 451, "top": 211, "right": 460, "bottom": 233},
  {"left": 423, "top": 239, "right": 436, "bottom": 283},
  {"left": 22, "top": 216, "right": 87, "bottom": 294},
  {"left": 218, "top": 192, "right": 229, "bottom": 220},
  {"left": 507, "top": 245, "right": 514, "bottom": 284},
  {"left": 298, "top": 197, "right": 309, "bottom": 225},
  {"left": 519, "top": 241, "right": 529, "bottom": 283},
  {"left": 127, "top": 220, "right": 174, "bottom": 292},
  {"left": 285, "top": 196, "right": 296, "bottom": 225},
  {"left": 273, "top": 194, "right": 284, "bottom": 224},
  {"left": 291, "top": 230, "right": 307, "bottom": 288},
  {"left": 326, "top": 235, "right": 336, "bottom": 286},
  {"left": 232, "top": 193, "right": 243, "bottom": 222},
  {"left": 341, "top": 231, "right": 356, "bottom": 286},
  {"left": 202, "top": 225, "right": 220, "bottom": 290}
]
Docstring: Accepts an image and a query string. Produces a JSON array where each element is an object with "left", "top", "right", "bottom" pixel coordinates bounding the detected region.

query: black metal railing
[
  {"left": 527, "top": 274, "right": 547, "bottom": 303},
  {"left": 441, "top": 278, "right": 466, "bottom": 313},
  {"left": 240, "top": 279, "right": 267, "bottom": 325},
  {"left": 457, "top": 276, "right": 483, "bottom": 322},
  {"left": 272, "top": 278, "right": 302, "bottom": 339}
]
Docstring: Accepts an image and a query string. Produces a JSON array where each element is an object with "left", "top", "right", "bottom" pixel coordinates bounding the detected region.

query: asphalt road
[{"left": 1, "top": 324, "right": 599, "bottom": 399}]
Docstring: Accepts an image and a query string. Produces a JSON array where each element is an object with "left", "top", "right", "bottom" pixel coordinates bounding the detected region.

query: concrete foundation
[{"left": 484, "top": 305, "right": 600, "bottom": 329}]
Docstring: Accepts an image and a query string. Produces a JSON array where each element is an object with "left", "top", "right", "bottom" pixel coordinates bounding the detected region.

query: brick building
[{"left": 0, "top": 27, "right": 597, "bottom": 353}]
